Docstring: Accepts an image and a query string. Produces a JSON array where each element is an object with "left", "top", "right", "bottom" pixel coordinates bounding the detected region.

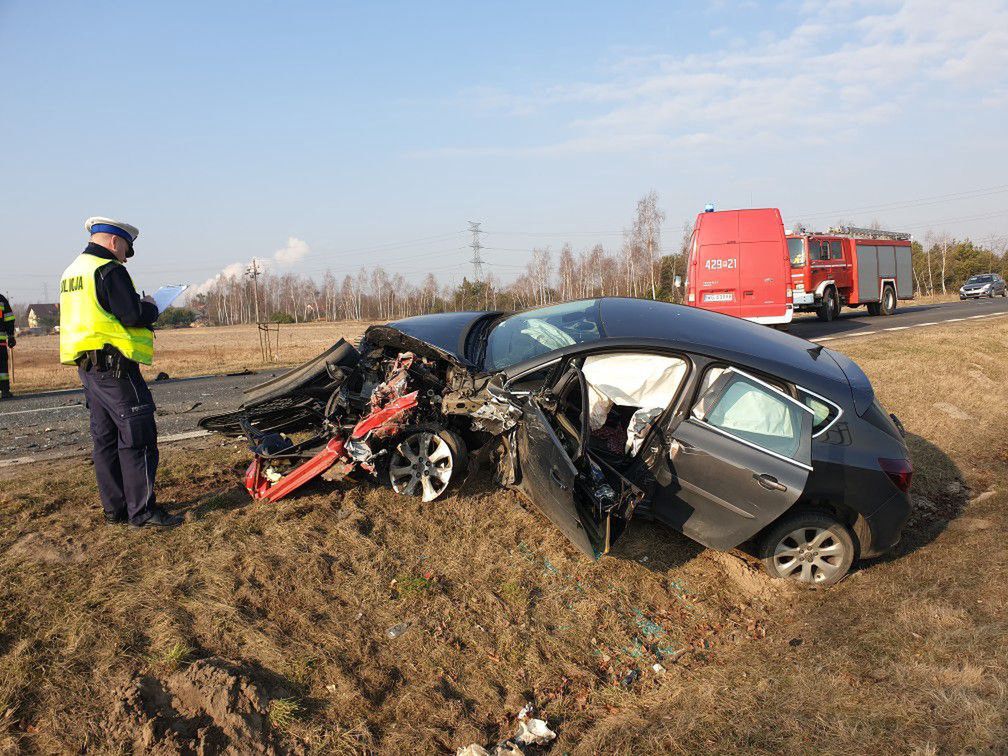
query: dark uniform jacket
[
  {"left": 0, "top": 294, "right": 14, "bottom": 340},
  {"left": 83, "top": 243, "right": 159, "bottom": 329}
]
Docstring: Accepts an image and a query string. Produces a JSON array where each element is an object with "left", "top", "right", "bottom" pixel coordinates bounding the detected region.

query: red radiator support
[{"left": 245, "top": 436, "right": 348, "bottom": 503}]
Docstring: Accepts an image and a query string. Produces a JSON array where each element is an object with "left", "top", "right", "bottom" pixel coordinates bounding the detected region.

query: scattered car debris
[{"left": 621, "top": 669, "right": 640, "bottom": 687}]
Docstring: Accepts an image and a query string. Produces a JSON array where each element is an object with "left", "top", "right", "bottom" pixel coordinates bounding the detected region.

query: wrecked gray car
[{"left": 201, "top": 297, "right": 913, "bottom": 586}]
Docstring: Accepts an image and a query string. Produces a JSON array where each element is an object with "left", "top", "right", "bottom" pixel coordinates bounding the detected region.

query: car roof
[{"left": 596, "top": 298, "right": 853, "bottom": 398}]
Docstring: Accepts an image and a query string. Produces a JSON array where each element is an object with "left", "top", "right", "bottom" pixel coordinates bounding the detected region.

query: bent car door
[
  {"left": 515, "top": 365, "right": 635, "bottom": 559},
  {"left": 659, "top": 367, "right": 814, "bottom": 550}
]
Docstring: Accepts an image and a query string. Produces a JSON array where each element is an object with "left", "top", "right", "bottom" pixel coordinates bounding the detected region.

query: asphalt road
[
  {"left": 0, "top": 370, "right": 276, "bottom": 464},
  {"left": 788, "top": 294, "right": 1008, "bottom": 341},
  {"left": 2, "top": 295, "right": 1007, "bottom": 463}
]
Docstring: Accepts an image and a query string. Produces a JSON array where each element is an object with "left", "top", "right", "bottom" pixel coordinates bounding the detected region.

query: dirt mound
[
  {"left": 103, "top": 657, "right": 293, "bottom": 755},
  {"left": 703, "top": 550, "right": 793, "bottom": 602}
]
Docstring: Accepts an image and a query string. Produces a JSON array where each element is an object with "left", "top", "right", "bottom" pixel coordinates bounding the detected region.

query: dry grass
[
  {"left": 10, "top": 320, "right": 375, "bottom": 393},
  {"left": 0, "top": 318, "right": 1006, "bottom": 752}
]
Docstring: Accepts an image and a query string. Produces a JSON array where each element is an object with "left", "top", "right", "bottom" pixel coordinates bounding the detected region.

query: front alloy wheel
[
  {"left": 388, "top": 427, "right": 466, "bottom": 502},
  {"left": 759, "top": 510, "right": 855, "bottom": 586}
]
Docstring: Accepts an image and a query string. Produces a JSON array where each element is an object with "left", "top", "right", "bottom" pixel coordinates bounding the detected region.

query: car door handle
[
  {"left": 754, "top": 473, "right": 787, "bottom": 492},
  {"left": 550, "top": 467, "right": 570, "bottom": 491}
]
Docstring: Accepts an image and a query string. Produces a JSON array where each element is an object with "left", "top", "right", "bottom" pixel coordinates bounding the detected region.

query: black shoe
[
  {"left": 105, "top": 512, "right": 127, "bottom": 525},
  {"left": 130, "top": 507, "right": 184, "bottom": 529}
]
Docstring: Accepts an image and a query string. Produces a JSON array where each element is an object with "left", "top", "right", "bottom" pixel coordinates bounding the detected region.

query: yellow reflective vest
[{"left": 59, "top": 253, "right": 154, "bottom": 365}]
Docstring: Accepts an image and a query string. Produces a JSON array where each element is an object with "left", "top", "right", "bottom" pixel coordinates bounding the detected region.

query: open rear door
[
  {"left": 515, "top": 365, "right": 611, "bottom": 559},
  {"left": 661, "top": 368, "right": 814, "bottom": 550}
]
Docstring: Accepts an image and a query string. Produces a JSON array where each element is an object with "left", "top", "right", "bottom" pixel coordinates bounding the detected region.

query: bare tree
[{"left": 632, "top": 190, "right": 665, "bottom": 299}]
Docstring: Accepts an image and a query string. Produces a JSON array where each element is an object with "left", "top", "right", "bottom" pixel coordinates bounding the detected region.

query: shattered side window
[{"left": 486, "top": 300, "right": 602, "bottom": 371}]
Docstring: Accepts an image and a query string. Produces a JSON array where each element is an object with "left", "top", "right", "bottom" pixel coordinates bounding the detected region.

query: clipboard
[{"left": 151, "top": 285, "right": 189, "bottom": 312}]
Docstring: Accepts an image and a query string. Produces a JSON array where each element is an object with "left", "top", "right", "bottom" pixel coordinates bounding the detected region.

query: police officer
[
  {"left": 0, "top": 292, "right": 14, "bottom": 399},
  {"left": 59, "top": 217, "right": 182, "bottom": 528}
]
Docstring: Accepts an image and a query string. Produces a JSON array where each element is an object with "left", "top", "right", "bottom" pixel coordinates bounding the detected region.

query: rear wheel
[
  {"left": 880, "top": 285, "right": 897, "bottom": 315},
  {"left": 388, "top": 426, "right": 467, "bottom": 502},
  {"left": 816, "top": 287, "right": 838, "bottom": 322},
  {"left": 759, "top": 510, "right": 856, "bottom": 587}
]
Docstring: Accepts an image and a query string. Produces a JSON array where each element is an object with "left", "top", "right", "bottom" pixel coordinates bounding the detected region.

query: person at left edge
[
  {"left": 0, "top": 292, "right": 14, "bottom": 399},
  {"left": 59, "top": 216, "right": 182, "bottom": 528}
]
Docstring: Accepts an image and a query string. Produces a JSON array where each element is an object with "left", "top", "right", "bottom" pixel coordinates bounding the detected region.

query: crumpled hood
[{"left": 381, "top": 311, "right": 500, "bottom": 365}]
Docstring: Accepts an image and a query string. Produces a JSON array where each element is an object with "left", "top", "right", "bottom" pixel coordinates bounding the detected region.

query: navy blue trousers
[
  {"left": 0, "top": 343, "right": 9, "bottom": 394},
  {"left": 79, "top": 362, "right": 159, "bottom": 524}
]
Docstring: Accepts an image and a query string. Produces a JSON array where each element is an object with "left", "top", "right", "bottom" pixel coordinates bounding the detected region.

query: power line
[{"left": 792, "top": 184, "right": 1008, "bottom": 221}]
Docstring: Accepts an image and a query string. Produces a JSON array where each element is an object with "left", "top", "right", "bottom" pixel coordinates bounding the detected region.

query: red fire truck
[
  {"left": 786, "top": 226, "right": 914, "bottom": 321},
  {"left": 681, "top": 208, "right": 794, "bottom": 325}
]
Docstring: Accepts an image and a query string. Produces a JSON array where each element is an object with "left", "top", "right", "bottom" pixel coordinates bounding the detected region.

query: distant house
[{"left": 27, "top": 303, "right": 59, "bottom": 332}]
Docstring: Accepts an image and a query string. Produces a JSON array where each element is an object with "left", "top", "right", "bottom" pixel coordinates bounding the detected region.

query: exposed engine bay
[{"left": 200, "top": 325, "right": 658, "bottom": 557}]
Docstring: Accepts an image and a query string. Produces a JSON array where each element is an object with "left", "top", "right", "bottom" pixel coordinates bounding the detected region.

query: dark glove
[{"left": 5, "top": 336, "right": 13, "bottom": 349}]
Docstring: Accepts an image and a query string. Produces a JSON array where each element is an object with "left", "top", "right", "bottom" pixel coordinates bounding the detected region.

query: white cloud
[
  {"left": 273, "top": 236, "right": 310, "bottom": 265},
  {"left": 189, "top": 237, "right": 311, "bottom": 297},
  {"left": 420, "top": 0, "right": 1008, "bottom": 159}
]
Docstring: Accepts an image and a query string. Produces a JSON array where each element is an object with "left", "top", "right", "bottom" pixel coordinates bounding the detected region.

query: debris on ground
[
  {"left": 515, "top": 702, "right": 556, "bottom": 746},
  {"left": 456, "top": 703, "right": 556, "bottom": 755},
  {"left": 101, "top": 656, "right": 290, "bottom": 754},
  {"left": 386, "top": 621, "right": 410, "bottom": 639},
  {"left": 620, "top": 669, "right": 640, "bottom": 688}
]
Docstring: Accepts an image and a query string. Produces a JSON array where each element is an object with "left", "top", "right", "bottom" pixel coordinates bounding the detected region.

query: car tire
[
  {"left": 758, "top": 509, "right": 856, "bottom": 587},
  {"left": 816, "top": 287, "right": 838, "bottom": 322},
  {"left": 880, "top": 286, "right": 897, "bottom": 315},
  {"left": 387, "top": 425, "right": 468, "bottom": 502}
]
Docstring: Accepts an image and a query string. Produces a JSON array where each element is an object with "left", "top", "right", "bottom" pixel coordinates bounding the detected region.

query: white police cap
[{"left": 85, "top": 216, "right": 140, "bottom": 257}]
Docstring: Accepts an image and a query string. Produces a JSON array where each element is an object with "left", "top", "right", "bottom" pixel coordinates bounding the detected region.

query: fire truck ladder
[{"left": 826, "top": 225, "right": 912, "bottom": 241}]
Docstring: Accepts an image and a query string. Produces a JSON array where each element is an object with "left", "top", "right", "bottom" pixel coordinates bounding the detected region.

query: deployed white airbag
[{"left": 582, "top": 353, "right": 687, "bottom": 438}]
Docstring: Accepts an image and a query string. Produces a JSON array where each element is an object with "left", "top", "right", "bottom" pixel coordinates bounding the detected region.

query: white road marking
[
  {"left": 914, "top": 322, "right": 938, "bottom": 327},
  {"left": 0, "top": 429, "right": 211, "bottom": 468},
  {"left": 968, "top": 314, "right": 988, "bottom": 319},
  {"left": 946, "top": 318, "right": 964, "bottom": 322},
  {"left": 813, "top": 336, "right": 836, "bottom": 342},
  {"left": 0, "top": 403, "right": 86, "bottom": 418},
  {"left": 884, "top": 326, "right": 909, "bottom": 331}
]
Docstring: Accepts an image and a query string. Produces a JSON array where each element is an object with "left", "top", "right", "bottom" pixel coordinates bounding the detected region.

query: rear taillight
[
  {"left": 786, "top": 287, "right": 793, "bottom": 300},
  {"left": 688, "top": 291, "right": 695, "bottom": 303},
  {"left": 879, "top": 457, "right": 913, "bottom": 493}
]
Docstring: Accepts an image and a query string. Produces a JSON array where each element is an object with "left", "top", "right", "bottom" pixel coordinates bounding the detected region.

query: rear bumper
[
  {"left": 746, "top": 306, "right": 794, "bottom": 325},
  {"left": 860, "top": 491, "right": 912, "bottom": 558}
]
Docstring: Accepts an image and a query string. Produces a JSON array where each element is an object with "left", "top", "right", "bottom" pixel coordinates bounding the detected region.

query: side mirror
[{"left": 673, "top": 275, "right": 683, "bottom": 288}]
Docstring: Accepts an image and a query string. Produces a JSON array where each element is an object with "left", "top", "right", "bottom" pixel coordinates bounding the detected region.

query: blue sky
[{"left": 2, "top": 0, "right": 1006, "bottom": 302}]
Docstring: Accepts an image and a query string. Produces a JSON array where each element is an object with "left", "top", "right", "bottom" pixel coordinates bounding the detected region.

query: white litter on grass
[
  {"left": 516, "top": 703, "right": 557, "bottom": 746},
  {"left": 457, "top": 703, "right": 556, "bottom": 755}
]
